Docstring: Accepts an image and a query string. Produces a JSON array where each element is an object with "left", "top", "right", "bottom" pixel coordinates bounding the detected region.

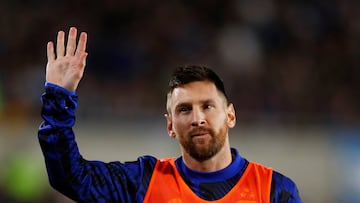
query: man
[{"left": 38, "top": 27, "right": 302, "bottom": 203}]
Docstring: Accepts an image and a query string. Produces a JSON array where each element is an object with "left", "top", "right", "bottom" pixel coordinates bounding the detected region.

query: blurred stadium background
[{"left": 0, "top": 0, "right": 359, "bottom": 202}]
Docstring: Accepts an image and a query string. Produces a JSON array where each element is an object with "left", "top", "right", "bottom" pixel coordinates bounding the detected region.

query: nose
[{"left": 191, "top": 107, "right": 206, "bottom": 126}]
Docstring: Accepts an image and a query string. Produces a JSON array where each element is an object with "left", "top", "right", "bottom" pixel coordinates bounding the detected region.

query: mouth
[
  {"left": 191, "top": 132, "right": 210, "bottom": 138},
  {"left": 189, "top": 127, "right": 212, "bottom": 139}
]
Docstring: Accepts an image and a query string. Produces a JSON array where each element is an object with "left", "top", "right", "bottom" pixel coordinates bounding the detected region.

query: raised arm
[
  {"left": 46, "top": 27, "right": 87, "bottom": 91},
  {"left": 39, "top": 28, "right": 157, "bottom": 203}
]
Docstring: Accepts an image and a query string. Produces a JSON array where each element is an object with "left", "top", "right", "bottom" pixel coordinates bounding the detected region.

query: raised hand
[{"left": 46, "top": 27, "right": 88, "bottom": 91}]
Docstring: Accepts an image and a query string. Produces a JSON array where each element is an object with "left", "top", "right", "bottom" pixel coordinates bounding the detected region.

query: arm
[
  {"left": 270, "top": 171, "right": 302, "bottom": 203},
  {"left": 38, "top": 28, "right": 156, "bottom": 202}
]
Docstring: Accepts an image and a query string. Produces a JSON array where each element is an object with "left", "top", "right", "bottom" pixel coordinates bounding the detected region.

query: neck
[{"left": 181, "top": 141, "right": 232, "bottom": 172}]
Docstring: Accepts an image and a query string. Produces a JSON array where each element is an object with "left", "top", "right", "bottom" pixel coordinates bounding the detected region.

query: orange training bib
[{"left": 143, "top": 158, "right": 272, "bottom": 203}]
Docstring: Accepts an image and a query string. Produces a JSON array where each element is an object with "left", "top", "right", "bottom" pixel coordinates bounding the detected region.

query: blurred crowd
[{"left": 1, "top": 0, "right": 360, "bottom": 127}]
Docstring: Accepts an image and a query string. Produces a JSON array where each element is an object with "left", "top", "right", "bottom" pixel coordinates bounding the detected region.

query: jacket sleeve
[
  {"left": 38, "top": 83, "right": 156, "bottom": 203},
  {"left": 270, "top": 171, "right": 302, "bottom": 203}
]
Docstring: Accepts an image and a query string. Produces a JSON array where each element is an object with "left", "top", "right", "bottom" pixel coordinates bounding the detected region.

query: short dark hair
[{"left": 167, "top": 65, "right": 229, "bottom": 101}]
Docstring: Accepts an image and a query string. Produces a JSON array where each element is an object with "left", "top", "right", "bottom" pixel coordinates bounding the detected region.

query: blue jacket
[{"left": 38, "top": 83, "right": 302, "bottom": 203}]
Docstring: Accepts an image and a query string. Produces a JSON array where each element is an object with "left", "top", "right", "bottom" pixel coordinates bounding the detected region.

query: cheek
[
  {"left": 209, "top": 109, "right": 226, "bottom": 121},
  {"left": 172, "top": 117, "right": 188, "bottom": 134},
  {"left": 211, "top": 113, "right": 228, "bottom": 130}
]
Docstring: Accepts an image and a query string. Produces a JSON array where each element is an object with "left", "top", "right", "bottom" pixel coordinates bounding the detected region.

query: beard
[{"left": 180, "top": 126, "right": 226, "bottom": 162}]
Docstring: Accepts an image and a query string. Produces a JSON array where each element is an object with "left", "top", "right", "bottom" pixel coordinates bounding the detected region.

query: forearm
[
  {"left": 38, "top": 84, "right": 146, "bottom": 202},
  {"left": 38, "top": 84, "right": 117, "bottom": 202},
  {"left": 38, "top": 83, "right": 84, "bottom": 200}
]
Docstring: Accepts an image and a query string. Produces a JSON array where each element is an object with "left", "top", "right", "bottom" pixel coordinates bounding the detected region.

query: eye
[
  {"left": 177, "top": 105, "right": 191, "bottom": 113},
  {"left": 180, "top": 107, "right": 189, "bottom": 112},
  {"left": 204, "top": 104, "right": 214, "bottom": 110}
]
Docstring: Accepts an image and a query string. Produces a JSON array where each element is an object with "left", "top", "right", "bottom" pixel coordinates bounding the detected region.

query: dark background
[{"left": 0, "top": 0, "right": 359, "bottom": 125}]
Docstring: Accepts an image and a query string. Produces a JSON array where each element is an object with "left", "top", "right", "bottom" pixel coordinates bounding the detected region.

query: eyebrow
[
  {"left": 174, "top": 102, "right": 191, "bottom": 110},
  {"left": 174, "top": 99, "right": 216, "bottom": 109}
]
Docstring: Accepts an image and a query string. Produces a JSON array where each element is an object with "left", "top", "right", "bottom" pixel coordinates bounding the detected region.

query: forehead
[{"left": 168, "top": 81, "right": 224, "bottom": 105}]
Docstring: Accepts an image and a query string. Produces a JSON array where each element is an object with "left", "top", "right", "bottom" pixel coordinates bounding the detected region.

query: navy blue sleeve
[
  {"left": 38, "top": 83, "right": 157, "bottom": 203},
  {"left": 270, "top": 171, "right": 302, "bottom": 203}
]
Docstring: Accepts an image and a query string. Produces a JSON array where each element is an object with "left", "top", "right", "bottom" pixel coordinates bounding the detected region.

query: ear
[
  {"left": 226, "top": 103, "right": 236, "bottom": 128},
  {"left": 164, "top": 113, "right": 176, "bottom": 138}
]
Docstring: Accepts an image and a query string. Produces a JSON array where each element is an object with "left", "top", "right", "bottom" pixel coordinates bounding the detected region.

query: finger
[
  {"left": 79, "top": 52, "right": 88, "bottom": 69},
  {"left": 56, "top": 31, "right": 65, "bottom": 57},
  {"left": 75, "top": 32, "right": 87, "bottom": 57},
  {"left": 47, "top": 41, "right": 55, "bottom": 62},
  {"left": 66, "top": 27, "right": 77, "bottom": 56}
]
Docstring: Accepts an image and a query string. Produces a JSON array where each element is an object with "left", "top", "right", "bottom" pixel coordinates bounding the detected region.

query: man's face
[{"left": 166, "top": 81, "right": 236, "bottom": 162}]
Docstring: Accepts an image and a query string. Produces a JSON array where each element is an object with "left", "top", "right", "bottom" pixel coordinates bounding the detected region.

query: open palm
[{"left": 46, "top": 27, "right": 88, "bottom": 91}]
